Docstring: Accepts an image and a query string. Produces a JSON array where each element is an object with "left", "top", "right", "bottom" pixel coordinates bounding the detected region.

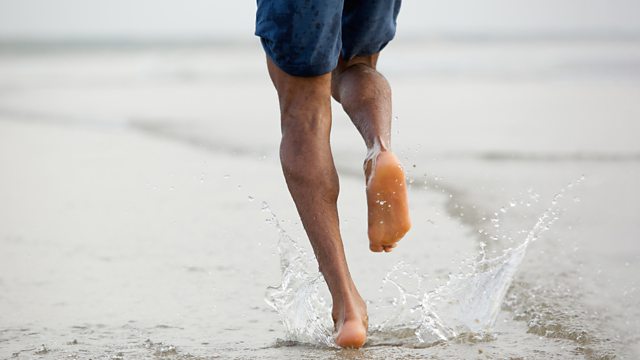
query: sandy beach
[{"left": 1, "top": 38, "right": 639, "bottom": 359}]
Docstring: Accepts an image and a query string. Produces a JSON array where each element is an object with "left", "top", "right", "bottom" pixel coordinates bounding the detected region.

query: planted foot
[
  {"left": 333, "top": 293, "right": 368, "bottom": 348},
  {"left": 365, "top": 151, "right": 411, "bottom": 252}
]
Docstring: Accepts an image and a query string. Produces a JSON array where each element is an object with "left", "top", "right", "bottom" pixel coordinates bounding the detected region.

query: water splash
[
  {"left": 263, "top": 177, "right": 584, "bottom": 347},
  {"left": 262, "top": 201, "right": 336, "bottom": 347}
]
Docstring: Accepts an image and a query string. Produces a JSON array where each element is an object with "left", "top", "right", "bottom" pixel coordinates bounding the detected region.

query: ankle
[
  {"left": 332, "top": 289, "right": 366, "bottom": 320},
  {"left": 365, "top": 137, "right": 388, "bottom": 155}
]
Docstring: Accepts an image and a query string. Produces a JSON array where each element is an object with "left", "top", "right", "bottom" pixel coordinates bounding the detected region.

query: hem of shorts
[
  {"left": 259, "top": 38, "right": 337, "bottom": 77},
  {"left": 341, "top": 38, "right": 394, "bottom": 61}
]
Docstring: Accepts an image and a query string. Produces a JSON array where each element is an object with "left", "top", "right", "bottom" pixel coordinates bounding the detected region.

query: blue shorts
[{"left": 255, "top": 0, "right": 402, "bottom": 77}]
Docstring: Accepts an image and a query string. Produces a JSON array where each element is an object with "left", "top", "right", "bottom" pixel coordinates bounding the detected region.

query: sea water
[
  {"left": 263, "top": 177, "right": 586, "bottom": 348},
  {"left": 1, "top": 40, "right": 639, "bottom": 359}
]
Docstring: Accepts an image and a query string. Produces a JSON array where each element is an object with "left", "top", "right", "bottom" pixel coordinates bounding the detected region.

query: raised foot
[{"left": 365, "top": 151, "right": 411, "bottom": 252}]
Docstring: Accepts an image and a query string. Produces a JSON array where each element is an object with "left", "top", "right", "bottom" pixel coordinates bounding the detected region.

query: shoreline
[{"left": 1, "top": 41, "right": 638, "bottom": 358}]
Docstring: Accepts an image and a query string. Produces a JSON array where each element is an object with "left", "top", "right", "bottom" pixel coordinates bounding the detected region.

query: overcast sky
[{"left": 1, "top": 0, "right": 639, "bottom": 40}]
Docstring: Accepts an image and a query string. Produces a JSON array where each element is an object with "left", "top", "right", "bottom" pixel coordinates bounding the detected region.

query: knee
[
  {"left": 278, "top": 123, "right": 326, "bottom": 176},
  {"left": 280, "top": 106, "right": 331, "bottom": 148},
  {"left": 279, "top": 130, "right": 339, "bottom": 202}
]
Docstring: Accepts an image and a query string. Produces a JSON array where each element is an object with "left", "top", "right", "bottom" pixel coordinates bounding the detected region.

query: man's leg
[
  {"left": 331, "top": 54, "right": 411, "bottom": 253},
  {"left": 266, "top": 58, "right": 368, "bottom": 348}
]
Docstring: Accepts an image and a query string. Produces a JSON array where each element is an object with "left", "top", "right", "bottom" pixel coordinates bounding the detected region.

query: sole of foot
[{"left": 365, "top": 151, "right": 411, "bottom": 252}]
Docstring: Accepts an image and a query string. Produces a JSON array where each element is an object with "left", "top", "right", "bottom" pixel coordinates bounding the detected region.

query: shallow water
[
  {"left": 262, "top": 176, "right": 599, "bottom": 349},
  {"left": 1, "top": 39, "right": 639, "bottom": 359}
]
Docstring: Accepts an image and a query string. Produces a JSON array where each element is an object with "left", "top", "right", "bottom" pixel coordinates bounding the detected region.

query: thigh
[
  {"left": 266, "top": 57, "right": 332, "bottom": 119},
  {"left": 256, "top": 0, "right": 345, "bottom": 77},
  {"left": 341, "top": 0, "right": 402, "bottom": 60}
]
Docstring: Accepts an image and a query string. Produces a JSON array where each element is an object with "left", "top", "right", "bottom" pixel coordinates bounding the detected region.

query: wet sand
[{"left": 1, "top": 39, "right": 639, "bottom": 358}]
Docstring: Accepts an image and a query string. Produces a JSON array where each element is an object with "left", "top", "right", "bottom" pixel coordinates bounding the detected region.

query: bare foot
[
  {"left": 333, "top": 292, "right": 368, "bottom": 348},
  {"left": 365, "top": 151, "right": 411, "bottom": 252},
  {"left": 335, "top": 319, "right": 367, "bottom": 348}
]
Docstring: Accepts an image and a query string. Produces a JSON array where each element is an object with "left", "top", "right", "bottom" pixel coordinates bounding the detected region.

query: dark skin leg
[
  {"left": 266, "top": 52, "right": 411, "bottom": 348},
  {"left": 332, "top": 54, "right": 390, "bottom": 149},
  {"left": 266, "top": 58, "right": 367, "bottom": 348},
  {"left": 332, "top": 54, "right": 411, "bottom": 252}
]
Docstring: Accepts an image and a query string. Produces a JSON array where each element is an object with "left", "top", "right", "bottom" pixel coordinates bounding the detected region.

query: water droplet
[
  {"left": 223, "top": 174, "right": 230, "bottom": 179},
  {"left": 248, "top": 196, "right": 255, "bottom": 202}
]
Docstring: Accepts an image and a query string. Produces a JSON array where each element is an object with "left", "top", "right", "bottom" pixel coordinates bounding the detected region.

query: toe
[{"left": 370, "top": 244, "right": 384, "bottom": 252}]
